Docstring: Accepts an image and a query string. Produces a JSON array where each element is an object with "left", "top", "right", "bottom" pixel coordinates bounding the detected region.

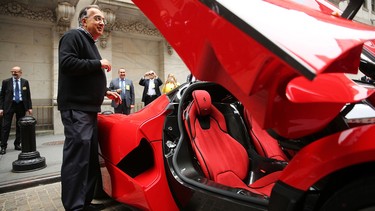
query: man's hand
[
  {"left": 106, "top": 91, "right": 122, "bottom": 104},
  {"left": 101, "top": 59, "right": 112, "bottom": 72}
]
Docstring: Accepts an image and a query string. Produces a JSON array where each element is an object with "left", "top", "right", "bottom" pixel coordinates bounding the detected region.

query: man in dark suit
[
  {"left": 0, "top": 66, "right": 33, "bottom": 154},
  {"left": 109, "top": 68, "right": 135, "bottom": 114},
  {"left": 139, "top": 70, "right": 163, "bottom": 106}
]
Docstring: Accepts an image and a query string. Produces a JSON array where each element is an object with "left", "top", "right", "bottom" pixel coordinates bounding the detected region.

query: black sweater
[{"left": 57, "top": 29, "right": 106, "bottom": 112}]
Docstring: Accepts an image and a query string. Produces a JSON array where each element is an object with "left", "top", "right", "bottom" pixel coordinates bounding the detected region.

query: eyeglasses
[{"left": 91, "top": 15, "right": 108, "bottom": 25}]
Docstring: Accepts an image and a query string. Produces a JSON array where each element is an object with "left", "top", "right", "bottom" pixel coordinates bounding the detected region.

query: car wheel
[{"left": 319, "top": 175, "right": 375, "bottom": 211}]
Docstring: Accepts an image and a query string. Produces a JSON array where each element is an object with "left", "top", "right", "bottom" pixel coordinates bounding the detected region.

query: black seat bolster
[{"left": 213, "top": 103, "right": 252, "bottom": 150}]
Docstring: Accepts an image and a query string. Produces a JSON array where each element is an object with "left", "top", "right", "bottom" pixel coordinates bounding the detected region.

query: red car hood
[{"left": 133, "top": 0, "right": 375, "bottom": 136}]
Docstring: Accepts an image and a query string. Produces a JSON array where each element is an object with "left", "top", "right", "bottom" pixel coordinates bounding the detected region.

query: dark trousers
[
  {"left": 60, "top": 110, "right": 100, "bottom": 211},
  {"left": 114, "top": 101, "right": 131, "bottom": 115},
  {"left": 1, "top": 102, "right": 25, "bottom": 148},
  {"left": 144, "top": 95, "right": 158, "bottom": 106}
]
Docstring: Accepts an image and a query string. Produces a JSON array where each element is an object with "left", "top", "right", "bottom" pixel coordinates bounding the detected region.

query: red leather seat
[
  {"left": 184, "top": 90, "right": 282, "bottom": 196},
  {"left": 243, "top": 109, "right": 289, "bottom": 161}
]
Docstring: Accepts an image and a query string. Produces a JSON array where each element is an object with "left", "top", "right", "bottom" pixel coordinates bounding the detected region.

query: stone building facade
[{"left": 0, "top": 0, "right": 190, "bottom": 134}]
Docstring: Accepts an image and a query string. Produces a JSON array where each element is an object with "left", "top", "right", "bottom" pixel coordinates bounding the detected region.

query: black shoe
[
  {"left": 14, "top": 145, "right": 21, "bottom": 151},
  {"left": 0, "top": 148, "right": 6, "bottom": 155},
  {"left": 83, "top": 203, "right": 105, "bottom": 211}
]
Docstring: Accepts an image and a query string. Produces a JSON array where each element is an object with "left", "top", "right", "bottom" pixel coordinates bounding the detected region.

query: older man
[
  {"left": 57, "top": 5, "right": 121, "bottom": 210},
  {"left": 0, "top": 66, "right": 32, "bottom": 155},
  {"left": 109, "top": 68, "right": 135, "bottom": 114}
]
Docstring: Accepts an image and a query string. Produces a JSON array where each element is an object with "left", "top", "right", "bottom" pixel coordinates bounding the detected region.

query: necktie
[
  {"left": 15, "top": 79, "right": 20, "bottom": 103},
  {"left": 120, "top": 79, "right": 125, "bottom": 99}
]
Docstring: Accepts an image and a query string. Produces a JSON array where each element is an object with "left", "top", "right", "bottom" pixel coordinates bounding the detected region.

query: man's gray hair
[{"left": 78, "top": 5, "right": 100, "bottom": 27}]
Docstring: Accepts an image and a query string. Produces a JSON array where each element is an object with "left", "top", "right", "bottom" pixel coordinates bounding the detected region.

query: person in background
[
  {"left": 109, "top": 68, "right": 135, "bottom": 114},
  {"left": 0, "top": 66, "right": 32, "bottom": 155},
  {"left": 57, "top": 5, "right": 121, "bottom": 211},
  {"left": 162, "top": 73, "right": 180, "bottom": 94},
  {"left": 139, "top": 70, "right": 163, "bottom": 106}
]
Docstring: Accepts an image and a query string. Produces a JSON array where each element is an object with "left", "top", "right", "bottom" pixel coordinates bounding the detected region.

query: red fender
[
  {"left": 279, "top": 124, "right": 375, "bottom": 190},
  {"left": 98, "top": 96, "right": 178, "bottom": 210}
]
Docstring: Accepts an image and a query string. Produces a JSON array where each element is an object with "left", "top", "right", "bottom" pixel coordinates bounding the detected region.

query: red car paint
[{"left": 97, "top": 1, "right": 375, "bottom": 210}]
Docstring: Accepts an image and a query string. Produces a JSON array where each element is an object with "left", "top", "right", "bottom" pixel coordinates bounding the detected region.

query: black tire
[{"left": 319, "top": 175, "right": 375, "bottom": 211}]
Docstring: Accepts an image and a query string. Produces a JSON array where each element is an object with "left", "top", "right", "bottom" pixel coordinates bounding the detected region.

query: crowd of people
[
  {"left": 109, "top": 69, "right": 180, "bottom": 113},
  {"left": 108, "top": 69, "right": 180, "bottom": 113}
]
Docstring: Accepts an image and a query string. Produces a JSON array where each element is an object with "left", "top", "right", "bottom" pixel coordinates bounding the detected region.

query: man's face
[
  {"left": 11, "top": 67, "right": 22, "bottom": 79},
  {"left": 148, "top": 71, "right": 155, "bottom": 79},
  {"left": 82, "top": 8, "right": 106, "bottom": 40},
  {"left": 118, "top": 69, "right": 126, "bottom": 79}
]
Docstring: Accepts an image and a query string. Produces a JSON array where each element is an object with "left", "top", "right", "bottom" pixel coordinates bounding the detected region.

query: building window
[{"left": 372, "top": 0, "right": 375, "bottom": 12}]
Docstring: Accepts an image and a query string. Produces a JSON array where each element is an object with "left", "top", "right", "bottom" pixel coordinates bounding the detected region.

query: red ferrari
[{"left": 97, "top": 0, "right": 375, "bottom": 210}]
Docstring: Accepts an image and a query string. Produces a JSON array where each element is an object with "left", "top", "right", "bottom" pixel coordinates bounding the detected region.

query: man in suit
[
  {"left": 109, "top": 68, "right": 135, "bottom": 114},
  {"left": 139, "top": 70, "right": 163, "bottom": 106},
  {"left": 0, "top": 66, "right": 33, "bottom": 155}
]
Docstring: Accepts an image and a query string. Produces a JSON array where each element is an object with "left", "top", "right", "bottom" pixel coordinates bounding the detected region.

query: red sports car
[{"left": 96, "top": 0, "right": 375, "bottom": 210}]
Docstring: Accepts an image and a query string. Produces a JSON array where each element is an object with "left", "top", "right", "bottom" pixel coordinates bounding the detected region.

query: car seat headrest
[{"left": 192, "top": 90, "right": 212, "bottom": 116}]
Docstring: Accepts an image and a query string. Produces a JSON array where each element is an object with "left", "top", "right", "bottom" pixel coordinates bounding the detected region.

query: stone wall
[{"left": 0, "top": 20, "right": 54, "bottom": 106}]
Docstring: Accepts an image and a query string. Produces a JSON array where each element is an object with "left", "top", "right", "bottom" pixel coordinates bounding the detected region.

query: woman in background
[{"left": 162, "top": 73, "right": 180, "bottom": 94}]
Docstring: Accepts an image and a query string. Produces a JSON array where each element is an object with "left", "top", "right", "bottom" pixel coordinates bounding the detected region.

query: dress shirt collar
[
  {"left": 13, "top": 77, "right": 20, "bottom": 83},
  {"left": 78, "top": 27, "right": 96, "bottom": 42}
]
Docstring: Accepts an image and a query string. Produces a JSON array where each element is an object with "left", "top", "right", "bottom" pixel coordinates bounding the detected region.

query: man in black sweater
[{"left": 57, "top": 5, "right": 121, "bottom": 211}]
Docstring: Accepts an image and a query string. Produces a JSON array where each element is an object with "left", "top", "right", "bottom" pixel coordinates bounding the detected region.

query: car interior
[
  {"left": 183, "top": 89, "right": 284, "bottom": 197},
  {"left": 163, "top": 82, "right": 288, "bottom": 199},
  {"left": 161, "top": 74, "right": 375, "bottom": 202}
]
